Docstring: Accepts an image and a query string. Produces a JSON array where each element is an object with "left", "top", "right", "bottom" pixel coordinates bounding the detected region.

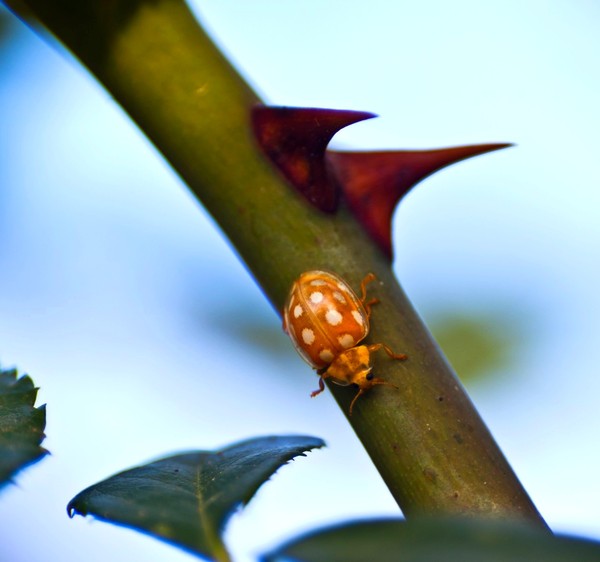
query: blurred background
[{"left": 1, "top": 1, "right": 599, "bottom": 561}]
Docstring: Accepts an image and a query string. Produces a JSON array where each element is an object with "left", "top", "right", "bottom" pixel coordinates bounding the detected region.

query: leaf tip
[{"left": 66, "top": 494, "right": 84, "bottom": 519}]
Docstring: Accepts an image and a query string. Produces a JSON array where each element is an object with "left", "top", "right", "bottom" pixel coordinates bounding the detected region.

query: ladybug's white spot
[
  {"left": 337, "top": 281, "right": 350, "bottom": 292},
  {"left": 351, "top": 310, "right": 364, "bottom": 326},
  {"left": 333, "top": 291, "right": 346, "bottom": 304},
  {"left": 338, "top": 334, "right": 355, "bottom": 349},
  {"left": 293, "top": 304, "right": 304, "bottom": 319},
  {"left": 310, "top": 279, "right": 327, "bottom": 286},
  {"left": 320, "top": 349, "right": 334, "bottom": 363},
  {"left": 302, "top": 328, "right": 316, "bottom": 346},
  {"left": 325, "top": 309, "right": 343, "bottom": 326},
  {"left": 310, "top": 291, "right": 324, "bottom": 304}
]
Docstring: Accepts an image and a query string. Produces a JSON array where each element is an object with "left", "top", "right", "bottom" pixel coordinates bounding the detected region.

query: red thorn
[
  {"left": 327, "top": 144, "right": 513, "bottom": 259},
  {"left": 252, "top": 106, "right": 376, "bottom": 212}
]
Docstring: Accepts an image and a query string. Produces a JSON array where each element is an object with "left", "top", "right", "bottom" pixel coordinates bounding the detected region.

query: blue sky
[{"left": 1, "top": 2, "right": 599, "bottom": 561}]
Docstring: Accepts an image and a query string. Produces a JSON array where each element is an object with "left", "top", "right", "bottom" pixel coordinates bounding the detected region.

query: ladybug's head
[{"left": 347, "top": 356, "right": 399, "bottom": 415}]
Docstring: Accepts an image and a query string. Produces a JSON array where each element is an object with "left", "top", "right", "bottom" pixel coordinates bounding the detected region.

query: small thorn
[
  {"left": 252, "top": 105, "right": 376, "bottom": 212},
  {"left": 328, "top": 143, "right": 513, "bottom": 259}
]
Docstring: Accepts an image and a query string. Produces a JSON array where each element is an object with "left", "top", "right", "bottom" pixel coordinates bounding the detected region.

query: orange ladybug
[{"left": 283, "top": 270, "right": 407, "bottom": 414}]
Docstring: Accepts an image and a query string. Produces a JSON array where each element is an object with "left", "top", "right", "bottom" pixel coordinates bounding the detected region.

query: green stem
[{"left": 5, "top": 0, "right": 548, "bottom": 529}]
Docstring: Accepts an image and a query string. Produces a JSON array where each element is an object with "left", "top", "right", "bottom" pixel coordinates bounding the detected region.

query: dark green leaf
[
  {"left": 262, "top": 517, "right": 600, "bottom": 562},
  {"left": 0, "top": 367, "right": 48, "bottom": 487},
  {"left": 68, "top": 435, "right": 325, "bottom": 561}
]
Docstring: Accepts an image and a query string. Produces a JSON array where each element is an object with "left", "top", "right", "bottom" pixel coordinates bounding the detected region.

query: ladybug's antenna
[
  {"left": 349, "top": 378, "right": 399, "bottom": 416},
  {"left": 349, "top": 388, "right": 366, "bottom": 416}
]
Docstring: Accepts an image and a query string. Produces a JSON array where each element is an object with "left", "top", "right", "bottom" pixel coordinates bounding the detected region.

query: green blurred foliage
[
  {"left": 428, "top": 309, "right": 523, "bottom": 385},
  {"left": 263, "top": 517, "right": 600, "bottom": 562}
]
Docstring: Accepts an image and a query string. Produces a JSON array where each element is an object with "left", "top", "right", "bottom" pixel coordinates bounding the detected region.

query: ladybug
[{"left": 283, "top": 270, "right": 407, "bottom": 414}]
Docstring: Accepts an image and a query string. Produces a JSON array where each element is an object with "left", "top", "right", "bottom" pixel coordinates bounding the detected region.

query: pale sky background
[{"left": 1, "top": 2, "right": 599, "bottom": 561}]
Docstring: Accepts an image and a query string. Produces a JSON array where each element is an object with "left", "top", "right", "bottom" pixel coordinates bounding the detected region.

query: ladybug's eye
[{"left": 366, "top": 373, "right": 374, "bottom": 381}]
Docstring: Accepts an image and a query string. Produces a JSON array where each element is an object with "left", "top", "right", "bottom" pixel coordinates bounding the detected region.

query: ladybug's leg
[
  {"left": 311, "top": 364, "right": 341, "bottom": 398},
  {"left": 310, "top": 375, "right": 326, "bottom": 398},
  {"left": 359, "top": 273, "right": 376, "bottom": 299},
  {"left": 367, "top": 343, "right": 408, "bottom": 361},
  {"left": 359, "top": 273, "right": 379, "bottom": 318},
  {"left": 363, "top": 298, "right": 379, "bottom": 318}
]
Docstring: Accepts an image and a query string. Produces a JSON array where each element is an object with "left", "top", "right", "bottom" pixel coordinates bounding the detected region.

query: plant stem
[{"left": 6, "top": 0, "right": 548, "bottom": 529}]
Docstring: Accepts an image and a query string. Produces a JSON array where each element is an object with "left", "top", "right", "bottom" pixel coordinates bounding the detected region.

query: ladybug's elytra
[{"left": 283, "top": 270, "right": 407, "bottom": 414}]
